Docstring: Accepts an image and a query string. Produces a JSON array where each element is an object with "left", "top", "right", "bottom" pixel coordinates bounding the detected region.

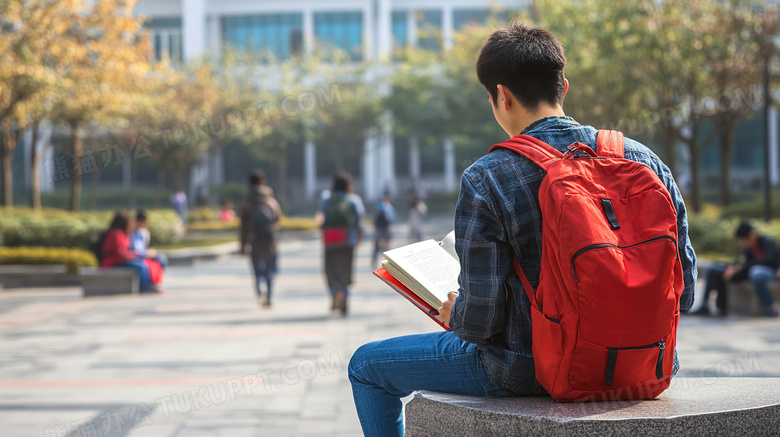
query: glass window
[
  {"left": 453, "top": 9, "right": 490, "bottom": 31},
  {"left": 392, "top": 11, "right": 408, "bottom": 47},
  {"left": 416, "top": 10, "right": 441, "bottom": 51},
  {"left": 222, "top": 13, "right": 303, "bottom": 60},
  {"left": 145, "top": 17, "right": 182, "bottom": 62},
  {"left": 314, "top": 12, "right": 363, "bottom": 61}
]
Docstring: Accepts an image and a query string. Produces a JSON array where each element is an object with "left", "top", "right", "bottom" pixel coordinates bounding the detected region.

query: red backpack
[{"left": 490, "top": 130, "right": 684, "bottom": 402}]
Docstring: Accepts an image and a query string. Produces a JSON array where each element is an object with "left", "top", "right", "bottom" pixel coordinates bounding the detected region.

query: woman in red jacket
[{"left": 101, "top": 211, "right": 163, "bottom": 292}]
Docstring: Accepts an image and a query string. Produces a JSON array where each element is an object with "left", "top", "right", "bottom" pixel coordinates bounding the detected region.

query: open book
[{"left": 373, "top": 231, "right": 459, "bottom": 330}]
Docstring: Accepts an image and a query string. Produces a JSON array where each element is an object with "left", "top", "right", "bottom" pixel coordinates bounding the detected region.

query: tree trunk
[
  {"left": 174, "top": 165, "right": 185, "bottom": 192},
  {"left": 69, "top": 123, "right": 83, "bottom": 211},
  {"left": 29, "top": 122, "right": 41, "bottom": 209},
  {"left": 276, "top": 153, "right": 288, "bottom": 208},
  {"left": 718, "top": 116, "right": 737, "bottom": 208},
  {"left": 155, "top": 165, "right": 166, "bottom": 207},
  {"left": 688, "top": 140, "right": 702, "bottom": 214},
  {"left": 1, "top": 120, "right": 15, "bottom": 207},
  {"left": 660, "top": 126, "right": 677, "bottom": 181},
  {"left": 129, "top": 155, "right": 138, "bottom": 208},
  {"left": 88, "top": 164, "right": 103, "bottom": 210}
]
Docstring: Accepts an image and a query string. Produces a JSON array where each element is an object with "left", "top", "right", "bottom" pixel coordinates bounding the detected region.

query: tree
[
  {"left": 0, "top": 0, "right": 78, "bottom": 207},
  {"left": 50, "top": 0, "right": 152, "bottom": 210}
]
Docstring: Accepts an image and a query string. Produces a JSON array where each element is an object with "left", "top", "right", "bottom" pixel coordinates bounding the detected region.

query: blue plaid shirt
[{"left": 449, "top": 116, "right": 697, "bottom": 395}]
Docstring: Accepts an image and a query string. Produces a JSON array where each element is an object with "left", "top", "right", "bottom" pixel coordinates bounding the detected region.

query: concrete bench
[
  {"left": 696, "top": 260, "right": 780, "bottom": 315},
  {"left": 80, "top": 267, "right": 139, "bottom": 297},
  {"left": 405, "top": 378, "right": 780, "bottom": 436},
  {"left": 0, "top": 265, "right": 81, "bottom": 288}
]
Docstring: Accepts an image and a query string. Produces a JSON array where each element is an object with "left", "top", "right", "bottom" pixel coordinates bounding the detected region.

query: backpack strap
[
  {"left": 489, "top": 134, "right": 564, "bottom": 172},
  {"left": 512, "top": 259, "right": 540, "bottom": 311},
  {"left": 596, "top": 130, "right": 625, "bottom": 158}
]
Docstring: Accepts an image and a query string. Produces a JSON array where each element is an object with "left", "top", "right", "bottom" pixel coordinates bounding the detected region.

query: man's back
[{"left": 449, "top": 116, "right": 697, "bottom": 395}]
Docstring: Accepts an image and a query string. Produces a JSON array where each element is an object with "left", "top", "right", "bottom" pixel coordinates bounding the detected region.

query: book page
[
  {"left": 439, "top": 230, "right": 458, "bottom": 262},
  {"left": 382, "top": 240, "right": 460, "bottom": 308}
]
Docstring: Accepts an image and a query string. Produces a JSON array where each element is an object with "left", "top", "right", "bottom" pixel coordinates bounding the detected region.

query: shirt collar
[{"left": 520, "top": 116, "right": 580, "bottom": 135}]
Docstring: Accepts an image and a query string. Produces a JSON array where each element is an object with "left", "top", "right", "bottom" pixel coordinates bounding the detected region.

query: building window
[
  {"left": 415, "top": 10, "right": 441, "bottom": 51},
  {"left": 453, "top": 9, "right": 490, "bottom": 31},
  {"left": 145, "top": 17, "right": 182, "bottom": 62},
  {"left": 392, "top": 11, "right": 408, "bottom": 47},
  {"left": 314, "top": 12, "right": 363, "bottom": 61},
  {"left": 222, "top": 14, "right": 303, "bottom": 60}
]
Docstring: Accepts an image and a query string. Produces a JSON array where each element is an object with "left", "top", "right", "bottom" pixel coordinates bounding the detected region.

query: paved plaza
[{"left": 1, "top": 221, "right": 780, "bottom": 437}]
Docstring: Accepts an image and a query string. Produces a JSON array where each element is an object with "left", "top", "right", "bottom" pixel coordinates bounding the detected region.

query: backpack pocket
[
  {"left": 570, "top": 236, "right": 678, "bottom": 343},
  {"left": 568, "top": 236, "right": 678, "bottom": 393},
  {"left": 569, "top": 335, "right": 668, "bottom": 393}
]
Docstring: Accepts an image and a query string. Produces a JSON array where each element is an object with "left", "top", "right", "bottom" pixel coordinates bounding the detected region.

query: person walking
[
  {"left": 319, "top": 171, "right": 364, "bottom": 316},
  {"left": 240, "top": 170, "right": 281, "bottom": 308},
  {"left": 372, "top": 194, "right": 396, "bottom": 269}
]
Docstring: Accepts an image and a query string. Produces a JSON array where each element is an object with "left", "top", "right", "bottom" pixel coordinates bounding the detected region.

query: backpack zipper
[
  {"left": 570, "top": 236, "right": 677, "bottom": 282},
  {"left": 605, "top": 340, "right": 666, "bottom": 386}
]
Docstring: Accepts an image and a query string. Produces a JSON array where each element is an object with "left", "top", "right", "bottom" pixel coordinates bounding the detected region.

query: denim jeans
[
  {"left": 747, "top": 265, "right": 777, "bottom": 308},
  {"left": 121, "top": 258, "right": 152, "bottom": 292},
  {"left": 250, "top": 252, "right": 276, "bottom": 301},
  {"left": 348, "top": 331, "right": 520, "bottom": 437}
]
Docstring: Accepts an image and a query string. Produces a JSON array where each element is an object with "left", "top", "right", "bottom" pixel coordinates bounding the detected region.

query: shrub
[
  {"left": 186, "top": 206, "right": 218, "bottom": 223},
  {"left": 185, "top": 216, "right": 318, "bottom": 232},
  {"left": 0, "top": 208, "right": 182, "bottom": 250},
  {"left": 687, "top": 214, "right": 780, "bottom": 259},
  {"left": 0, "top": 246, "right": 98, "bottom": 274},
  {"left": 720, "top": 196, "right": 780, "bottom": 220}
]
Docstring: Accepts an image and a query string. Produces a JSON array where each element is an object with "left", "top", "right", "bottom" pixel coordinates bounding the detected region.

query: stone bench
[
  {"left": 0, "top": 265, "right": 81, "bottom": 288},
  {"left": 405, "top": 378, "right": 780, "bottom": 436},
  {"left": 696, "top": 260, "right": 780, "bottom": 315},
  {"left": 80, "top": 267, "right": 139, "bottom": 297}
]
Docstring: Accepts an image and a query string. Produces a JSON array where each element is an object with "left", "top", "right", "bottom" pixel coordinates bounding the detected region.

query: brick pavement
[{"left": 0, "top": 219, "right": 778, "bottom": 437}]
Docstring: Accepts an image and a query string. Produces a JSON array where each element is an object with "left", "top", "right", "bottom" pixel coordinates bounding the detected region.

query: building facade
[{"left": 132, "top": 0, "right": 529, "bottom": 204}]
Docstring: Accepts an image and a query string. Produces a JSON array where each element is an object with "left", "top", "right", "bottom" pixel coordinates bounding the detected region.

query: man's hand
[
  {"left": 724, "top": 264, "right": 741, "bottom": 281},
  {"left": 438, "top": 292, "right": 459, "bottom": 329}
]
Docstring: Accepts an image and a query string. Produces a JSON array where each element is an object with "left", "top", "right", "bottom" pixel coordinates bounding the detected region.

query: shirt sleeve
[
  {"left": 449, "top": 171, "right": 512, "bottom": 344},
  {"left": 642, "top": 155, "right": 698, "bottom": 311}
]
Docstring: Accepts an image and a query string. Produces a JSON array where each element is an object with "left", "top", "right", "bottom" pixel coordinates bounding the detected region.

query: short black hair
[
  {"left": 249, "top": 170, "right": 266, "bottom": 186},
  {"left": 136, "top": 209, "right": 147, "bottom": 222},
  {"left": 332, "top": 171, "right": 353, "bottom": 193},
  {"left": 476, "top": 22, "right": 567, "bottom": 111},
  {"left": 735, "top": 221, "right": 754, "bottom": 239},
  {"left": 109, "top": 211, "right": 130, "bottom": 233}
]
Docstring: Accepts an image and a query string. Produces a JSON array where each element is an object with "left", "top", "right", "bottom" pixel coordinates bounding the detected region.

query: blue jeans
[
  {"left": 121, "top": 258, "right": 152, "bottom": 292},
  {"left": 348, "top": 331, "right": 519, "bottom": 437},
  {"left": 748, "top": 265, "right": 777, "bottom": 308},
  {"left": 250, "top": 253, "right": 277, "bottom": 301}
]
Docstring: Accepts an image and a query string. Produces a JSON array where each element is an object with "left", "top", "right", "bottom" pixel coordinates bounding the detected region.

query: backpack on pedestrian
[
  {"left": 490, "top": 130, "right": 684, "bottom": 402},
  {"left": 251, "top": 200, "right": 278, "bottom": 255},
  {"left": 322, "top": 195, "right": 355, "bottom": 248},
  {"left": 374, "top": 208, "right": 390, "bottom": 232}
]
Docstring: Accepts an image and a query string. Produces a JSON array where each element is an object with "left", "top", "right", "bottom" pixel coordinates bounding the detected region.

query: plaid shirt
[{"left": 449, "top": 116, "right": 697, "bottom": 395}]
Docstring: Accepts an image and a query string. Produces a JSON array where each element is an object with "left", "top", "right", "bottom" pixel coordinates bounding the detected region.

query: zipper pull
[{"left": 655, "top": 340, "right": 666, "bottom": 380}]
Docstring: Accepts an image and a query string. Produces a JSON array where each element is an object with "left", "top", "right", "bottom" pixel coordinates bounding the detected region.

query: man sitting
[{"left": 694, "top": 221, "right": 780, "bottom": 317}]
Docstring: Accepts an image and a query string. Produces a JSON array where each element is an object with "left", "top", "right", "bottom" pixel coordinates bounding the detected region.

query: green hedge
[
  {"left": 0, "top": 208, "right": 183, "bottom": 250},
  {"left": 186, "top": 216, "right": 318, "bottom": 232},
  {"left": 688, "top": 214, "right": 780, "bottom": 258},
  {"left": 0, "top": 246, "right": 98, "bottom": 274}
]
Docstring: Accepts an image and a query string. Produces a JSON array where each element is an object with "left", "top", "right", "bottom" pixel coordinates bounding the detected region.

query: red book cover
[{"left": 373, "top": 267, "right": 449, "bottom": 331}]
